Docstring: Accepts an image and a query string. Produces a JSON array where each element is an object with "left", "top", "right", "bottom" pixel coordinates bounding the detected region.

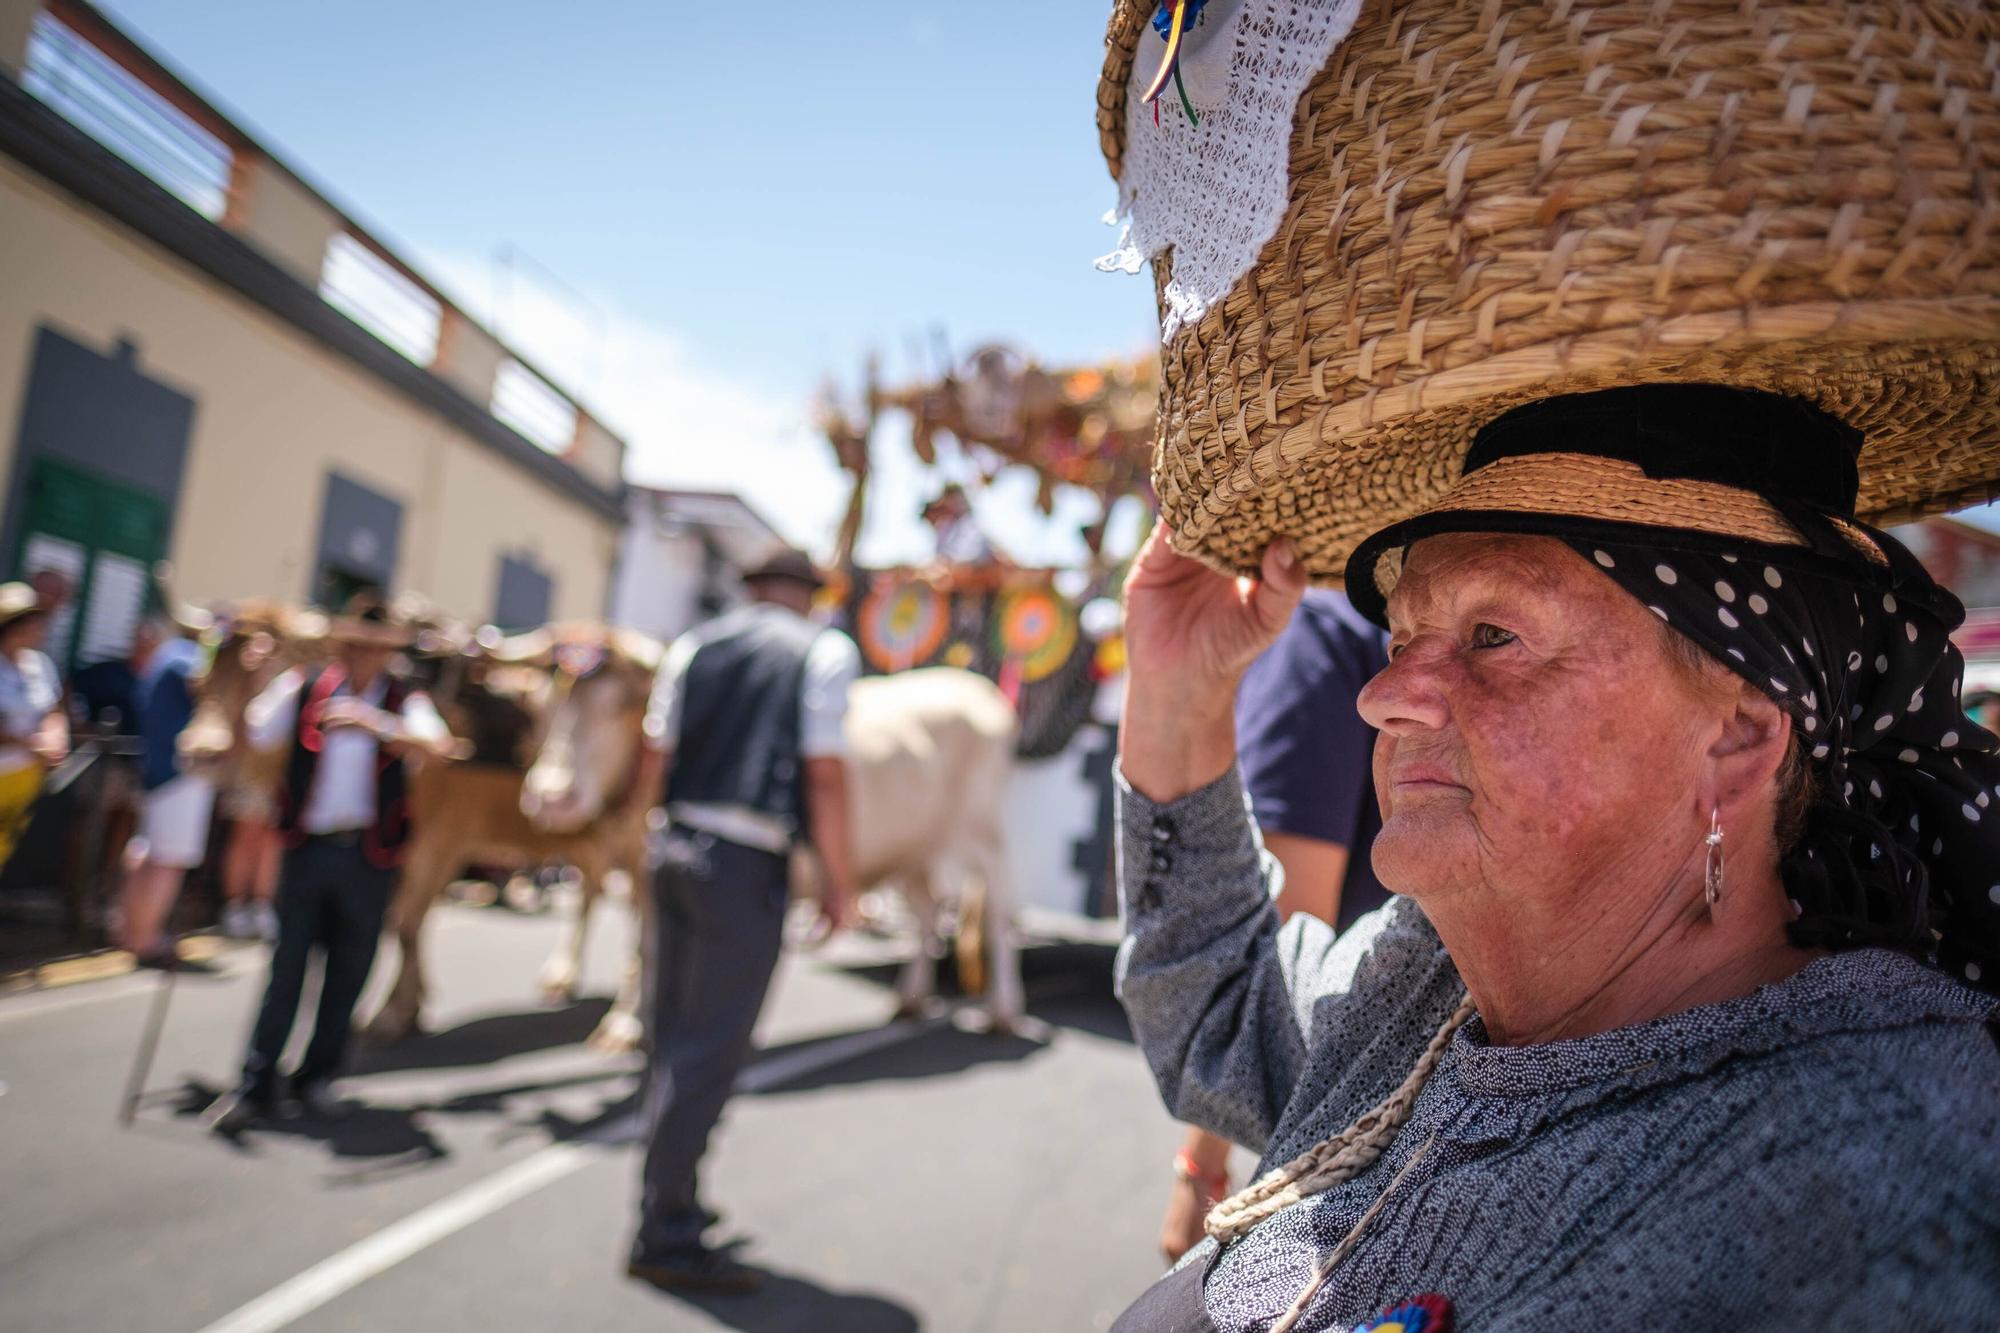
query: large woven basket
[{"left": 1099, "top": 0, "right": 2000, "bottom": 578}]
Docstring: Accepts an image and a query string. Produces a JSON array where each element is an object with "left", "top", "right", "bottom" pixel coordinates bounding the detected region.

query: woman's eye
[{"left": 1469, "top": 623, "right": 1516, "bottom": 649}]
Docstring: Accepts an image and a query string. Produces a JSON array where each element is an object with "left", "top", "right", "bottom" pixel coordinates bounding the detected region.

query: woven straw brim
[
  {"left": 1347, "top": 451, "right": 1887, "bottom": 608},
  {"left": 330, "top": 619, "right": 413, "bottom": 649},
  {"left": 1098, "top": 0, "right": 2000, "bottom": 581}
]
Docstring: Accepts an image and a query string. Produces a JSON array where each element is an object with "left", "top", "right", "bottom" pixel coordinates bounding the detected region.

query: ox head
[
  {"left": 511, "top": 625, "right": 662, "bottom": 833},
  {"left": 178, "top": 602, "right": 314, "bottom": 780}
]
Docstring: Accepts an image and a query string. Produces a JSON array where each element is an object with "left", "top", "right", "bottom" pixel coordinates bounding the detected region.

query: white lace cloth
[{"left": 1098, "top": 0, "right": 1362, "bottom": 342}]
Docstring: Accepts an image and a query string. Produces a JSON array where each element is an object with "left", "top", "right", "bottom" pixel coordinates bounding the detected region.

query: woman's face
[
  {"left": 1358, "top": 533, "right": 1725, "bottom": 907},
  {"left": 2, "top": 613, "right": 47, "bottom": 654}
]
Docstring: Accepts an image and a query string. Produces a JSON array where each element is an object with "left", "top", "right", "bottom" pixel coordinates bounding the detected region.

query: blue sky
[{"left": 97, "top": 0, "right": 1160, "bottom": 564}]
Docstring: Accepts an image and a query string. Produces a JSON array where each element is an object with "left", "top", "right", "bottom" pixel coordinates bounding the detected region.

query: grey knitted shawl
[{"left": 1115, "top": 767, "right": 2000, "bottom": 1331}]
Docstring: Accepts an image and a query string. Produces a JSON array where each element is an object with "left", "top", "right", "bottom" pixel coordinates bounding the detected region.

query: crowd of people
[{"left": 0, "top": 573, "right": 278, "bottom": 967}]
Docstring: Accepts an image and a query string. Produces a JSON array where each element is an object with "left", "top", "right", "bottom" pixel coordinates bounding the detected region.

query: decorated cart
[{"left": 817, "top": 346, "right": 1156, "bottom": 928}]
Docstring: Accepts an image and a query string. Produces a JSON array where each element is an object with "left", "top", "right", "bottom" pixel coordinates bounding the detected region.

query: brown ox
[
  {"left": 361, "top": 626, "right": 660, "bottom": 1048},
  {"left": 178, "top": 603, "right": 320, "bottom": 795}
]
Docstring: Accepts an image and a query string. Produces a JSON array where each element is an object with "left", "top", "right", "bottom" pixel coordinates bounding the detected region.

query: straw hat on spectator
[
  {"left": 0, "top": 582, "right": 40, "bottom": 634},
  {"left": 329, "top": 590, "right": 414, "bottom": 649}
]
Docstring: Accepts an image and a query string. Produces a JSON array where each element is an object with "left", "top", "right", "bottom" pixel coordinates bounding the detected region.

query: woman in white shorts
[{"left": 118, "top": 618, "right": 214, "bottom": 965}]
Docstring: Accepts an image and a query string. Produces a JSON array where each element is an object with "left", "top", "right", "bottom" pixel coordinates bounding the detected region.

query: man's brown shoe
[{"left": 625, "top": 1247, "right": 762, "bottom": 1295}]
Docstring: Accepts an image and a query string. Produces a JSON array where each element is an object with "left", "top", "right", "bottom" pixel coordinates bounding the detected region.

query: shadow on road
[
  {"left": 637, "top": 1258, "right": 919, "bottom": 1333},
  {"left": 832, "top": 940, "right": 1133, "bottom": 1044},
  {"left": 349, "top": 997, "right": 616, "bottom": 1076},
  {"left": 748, "top": 1022, "right": 1047, "bottom": 1096},
  {"left": 536, "top": 1086, "right": 642, "bottom": 1145},
  {"left": 163, "top": 1057, "right": 640, "bottom": 1170},
  {"left": 143, "top": 944, "right": 1126, "bottom": 1174},
  {"left": 167, "top": 1077, "right": 449, "bottom": 1171}
]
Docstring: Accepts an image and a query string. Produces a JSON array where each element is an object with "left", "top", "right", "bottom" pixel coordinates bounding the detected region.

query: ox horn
[
  {"left": 612, "top": 627, "right": 665, "bottom": 674},
  {"left": 149, "top": 560, "right": 216, "bottom": 639},
  {"left": 486, "top": 626, "right": 555, "bottom": 667},
  {"left": 285, "top": 607, "right": 331, "bottom": 645}
]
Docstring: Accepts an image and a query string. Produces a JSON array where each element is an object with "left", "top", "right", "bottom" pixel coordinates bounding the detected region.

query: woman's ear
[{"left": 1706, "top": 678, "right": 1791, "bottom": 814}]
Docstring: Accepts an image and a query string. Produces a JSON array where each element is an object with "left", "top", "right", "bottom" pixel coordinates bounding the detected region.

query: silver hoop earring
[{"left": 1703, "top": 807, "right": 1725, "bottom": 908}]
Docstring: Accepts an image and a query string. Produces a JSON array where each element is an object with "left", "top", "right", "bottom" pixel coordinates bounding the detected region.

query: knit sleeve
[{"left": 1113, "top": 764, "right": 1450, "bottom": 1154}]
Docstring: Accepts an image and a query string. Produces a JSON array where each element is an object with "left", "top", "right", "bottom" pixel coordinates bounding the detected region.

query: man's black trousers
[
  {"left": 237, "top": 834, "right": 395, "bottom": 1100},
  {"left": 631, "top": 827, "right": 789, "bottom": 1261}
]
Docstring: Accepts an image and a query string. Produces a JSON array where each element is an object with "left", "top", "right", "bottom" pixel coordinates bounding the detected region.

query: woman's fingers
[
  {"left": 1251, "top": 539, "right": 1308, "bottom": 632},
  {"left": 1125, "top": 520, "right": 1190, "bottom": 590}
]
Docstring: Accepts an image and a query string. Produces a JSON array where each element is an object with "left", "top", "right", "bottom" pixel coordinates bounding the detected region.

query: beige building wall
[{"left": 0, "top": 154, "right": 618, "bottom": 622}]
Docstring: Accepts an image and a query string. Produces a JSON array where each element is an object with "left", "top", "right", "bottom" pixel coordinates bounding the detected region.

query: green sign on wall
[{"left": 13, "top": 458, "right": 170, "bottom": 673}]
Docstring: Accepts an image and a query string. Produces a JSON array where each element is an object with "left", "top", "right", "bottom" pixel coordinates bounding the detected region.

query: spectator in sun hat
[{"left": 0, "top": 582, "right": 66, "bottom": 871}]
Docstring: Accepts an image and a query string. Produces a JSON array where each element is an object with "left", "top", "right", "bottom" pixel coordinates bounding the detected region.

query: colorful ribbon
[{"left": 1142, "top": 0, "right": 1205, "bottom": 129}]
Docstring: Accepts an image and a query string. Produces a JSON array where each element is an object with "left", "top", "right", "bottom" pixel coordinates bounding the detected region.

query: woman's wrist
[
  {"left": 1119, "top": 680, "right": 1237, "bottom": 804},
  {"left": 1172, "top": 1148, "right": 1230, "bottom": 1197}
]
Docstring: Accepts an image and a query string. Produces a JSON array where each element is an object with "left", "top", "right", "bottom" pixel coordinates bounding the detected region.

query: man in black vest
[
  {"left": 625, "top": 547, "right": 859, "bottom": 1295},
  {"left": 205, "top": 593, "right": 450, "bottom": 1135}
]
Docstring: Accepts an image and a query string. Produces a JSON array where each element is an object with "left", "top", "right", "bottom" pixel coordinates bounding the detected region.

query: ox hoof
[
  {"left": 586, "top": 1010, "right": 645, "bottom": 1055},
  {"left": 963, "top": 1011, "right": 1046, "bottom": 1043},
  {"left": 537, "top": 963, "right": 582, "bottom": 1005},
  {"left": 891, "top": 995, "right": 944, "bottom": 1023},
  {"left": 359, "top": 1010, "right": 421, "bottom": 1046}
]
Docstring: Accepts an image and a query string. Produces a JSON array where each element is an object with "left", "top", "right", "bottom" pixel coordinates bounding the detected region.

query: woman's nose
[{"left": 1357, "top": 643, "right": 1450, "bottom": 735}]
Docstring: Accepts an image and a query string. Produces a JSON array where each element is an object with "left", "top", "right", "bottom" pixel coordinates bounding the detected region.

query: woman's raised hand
[{"left": 1118, "top": 523, "right": 1307, "bottom": 802}]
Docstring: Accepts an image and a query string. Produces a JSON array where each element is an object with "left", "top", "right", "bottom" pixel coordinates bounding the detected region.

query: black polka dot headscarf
[{"left": 1347, "top": 385, "right": 2000, "bottom": 993}]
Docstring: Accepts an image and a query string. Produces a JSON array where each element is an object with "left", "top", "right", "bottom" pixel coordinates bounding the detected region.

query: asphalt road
[{"left": 0, "top": 892, "right": 1202, "bottom": 1331}]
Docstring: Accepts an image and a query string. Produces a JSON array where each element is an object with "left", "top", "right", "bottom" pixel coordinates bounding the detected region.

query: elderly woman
[
  {"left": 1093, "top": 1, "right": 2000, "bottom": 1323},
  {"left": 1109, "top": 387, "right": 1999, "bottom": 1331}
]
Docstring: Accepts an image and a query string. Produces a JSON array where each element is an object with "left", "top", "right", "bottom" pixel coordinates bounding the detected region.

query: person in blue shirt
[
  {"left": 71, "top": 617, "right": 162, "bottom": 733},
  {"left": 116, "top": 615, "right": 215, "bottom": 965},
  {"left": 1157, "top": 589, "right": 1390, "bottom": 1262}
]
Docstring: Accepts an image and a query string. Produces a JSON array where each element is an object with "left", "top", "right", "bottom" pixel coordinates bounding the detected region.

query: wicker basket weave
[{"left": 1100, "top": 0, "right": 2000, "bottom": 578}]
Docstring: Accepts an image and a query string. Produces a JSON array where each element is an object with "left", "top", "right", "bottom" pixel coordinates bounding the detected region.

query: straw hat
[
  {"left": 0, "top": 582, "right": 40, "bottom": 632},
  {"left": 743, "top": 547, "right": 828, "bottom": 589},
  {"left": 329, "top": 590, "right": 414, "bottom": 648},
  {"left": 1098, "top": 0, "right": 2000, "bottom": 580}
]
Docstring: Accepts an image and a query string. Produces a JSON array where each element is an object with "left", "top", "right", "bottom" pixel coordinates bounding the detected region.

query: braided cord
[
  {"left": 1203, "top": 993, "right": 1474, "bottom": 1245},
  {"left": 1270, "top": 1133, "right": 1437, "bottom": 1333}
]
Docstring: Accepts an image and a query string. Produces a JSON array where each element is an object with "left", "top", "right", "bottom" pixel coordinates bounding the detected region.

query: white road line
[
  {"left": 193, "top": 1145, "right": 591, "bottom": 1333},
  {"left": 189, "top": 1008, "right": 956, "bottom": 1332}
]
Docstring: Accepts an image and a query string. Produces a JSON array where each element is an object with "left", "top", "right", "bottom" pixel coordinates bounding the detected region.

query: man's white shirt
[
  {"left": 246, "top": 668, "right": 446, "bottom": 834},
  {"left": 642, "top": 610, "right": 860, "bottom": 854}
]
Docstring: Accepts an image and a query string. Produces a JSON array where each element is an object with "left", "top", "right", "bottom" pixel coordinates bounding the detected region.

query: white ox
[
  {"left": 565, "top": 663, "right": 1027, "bottom": 1053},
  {"left": 841, "top": 667, "right": 1024, "bottom": 1029}
]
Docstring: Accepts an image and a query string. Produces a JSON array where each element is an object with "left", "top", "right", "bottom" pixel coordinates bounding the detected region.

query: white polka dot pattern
[{"left": 1567, "top": 535, "right": 2000, "bottom": 991}]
